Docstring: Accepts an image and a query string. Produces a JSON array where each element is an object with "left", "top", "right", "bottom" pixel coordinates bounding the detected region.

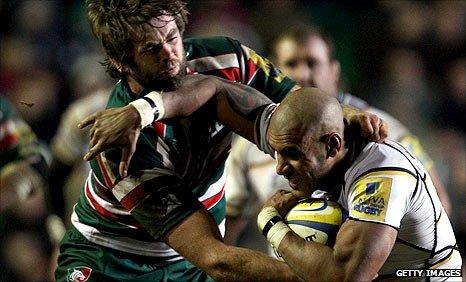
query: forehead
[
  {"left": 140, "top": 15, "right": 179, "bottom": 40},
  {"left": 304, "top": 36, "right": 330, "bottom": 59},
  {"left": 276, "top": 35, "right": 330, "bottom": 62},
  {"left": 268, "top": 122, "right": 305, "bottom": 149}
]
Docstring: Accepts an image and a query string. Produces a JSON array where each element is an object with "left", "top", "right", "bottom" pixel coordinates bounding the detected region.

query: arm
[
  {"left": 79, "top": 74, "right": 273, "bottom": 175},
  {"left": 278, "top": 220, "right": 396, "bottom": 281},
  {"left": 164, "top": 207, "right": 300, "bottom": 281},
  {"left": 79, "top": 75, "right": 386, "bottom": 176},
  {"left": 258, "top": 191, "right": 396, "bottom": 281}
]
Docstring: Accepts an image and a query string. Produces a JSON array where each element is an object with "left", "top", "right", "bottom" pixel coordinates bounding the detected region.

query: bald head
[{"left": 270, "top": 88, "right": 344, "bottom": 140}]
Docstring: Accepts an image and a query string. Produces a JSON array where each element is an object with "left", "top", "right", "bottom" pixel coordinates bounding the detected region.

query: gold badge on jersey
[{"left": 350, "top": 177, "right": 392, "bottom": 222}]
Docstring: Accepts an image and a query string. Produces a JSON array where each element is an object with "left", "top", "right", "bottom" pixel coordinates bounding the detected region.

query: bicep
[{"left": 334, "top": 219, "right": 397, "bottom": 280}]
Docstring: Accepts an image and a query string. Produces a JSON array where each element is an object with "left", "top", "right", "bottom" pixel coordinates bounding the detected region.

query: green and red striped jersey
[{"left": 72, "top": 37, "right": 296, "bottom": 263}]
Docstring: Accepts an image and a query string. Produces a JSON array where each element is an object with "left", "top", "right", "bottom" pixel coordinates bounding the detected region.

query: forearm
[
  {"left": 208, "top": 244, "right": 300, "bottom": 281},
  {"left": 278, "top": 233, "right": 344, "bottom": 282}
]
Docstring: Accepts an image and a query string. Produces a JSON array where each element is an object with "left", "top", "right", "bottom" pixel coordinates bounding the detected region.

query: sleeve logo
[{"left": 350, "top": 177, "right": 392, "bottom": 222}]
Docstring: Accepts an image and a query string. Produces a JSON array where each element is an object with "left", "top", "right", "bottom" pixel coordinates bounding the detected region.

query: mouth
[{"left": 287, "top": 179, "right": 299, "bottom": 190}]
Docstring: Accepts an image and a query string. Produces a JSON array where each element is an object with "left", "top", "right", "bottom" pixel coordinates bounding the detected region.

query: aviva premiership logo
[
  {"left": 67, "top": 266, "right": 92, "bottom": 282},
  {"left": 351, "top": 177, "right": 392, "bottom": 221}
]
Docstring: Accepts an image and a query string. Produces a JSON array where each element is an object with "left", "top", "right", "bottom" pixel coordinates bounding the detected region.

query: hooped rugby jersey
[
  {"left": 338, "top": 140, "right": 461, "bottom": 279},
  {"left": 71, "top": 37, "right": 296, "bottom": 263}
]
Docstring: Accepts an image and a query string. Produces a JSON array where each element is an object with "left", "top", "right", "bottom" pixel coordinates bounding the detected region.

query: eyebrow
[{"left": 139, "top": 28, "right": 178, "bottom": 52}]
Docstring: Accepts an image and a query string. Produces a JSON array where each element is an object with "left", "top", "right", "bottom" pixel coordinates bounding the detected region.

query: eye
[
  {"left": 282, "top": 147, "right": 302, "bottom": 160},
  {"left": 167, "top": 36, "right": 178, "bottom": 43},
  {"left": 285, "top": 59, "right": 298, "bottom": 68},
  {"left": 142, "top": 44, "right": 160, "bottom": 55}
]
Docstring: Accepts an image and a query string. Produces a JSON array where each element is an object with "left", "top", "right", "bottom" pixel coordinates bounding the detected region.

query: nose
[
  {"left": 276, "top": 156, "right": 292, "bottom": 178},
  {"left": 297, "top": 63, "right": 312, "bottom": 87},
  {"left": 160, "top": 42, "right": 176, "bottom": 61}
]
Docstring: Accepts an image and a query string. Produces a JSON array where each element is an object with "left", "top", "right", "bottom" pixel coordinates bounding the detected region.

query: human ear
[{"left": 326, "top": 133, "right": 341, "bottom": 158}]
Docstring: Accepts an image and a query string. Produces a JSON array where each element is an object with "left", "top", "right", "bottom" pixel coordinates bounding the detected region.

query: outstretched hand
[{"left": 78, "top": 104, "right": 142, "bottom": 177}]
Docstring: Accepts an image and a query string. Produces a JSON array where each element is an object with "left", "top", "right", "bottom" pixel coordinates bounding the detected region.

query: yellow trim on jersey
[
  {"left": 350, "top": 176, "right": 393, "bottom": 221},
  {"left": 349, "top": 169, "right": 417, "bottom": 222},
  {"left": 356, "top": 170, "right": 417, "bottom": 181},
  {"left": 248, "top": 50, "right": 286, "bottom": 83}
]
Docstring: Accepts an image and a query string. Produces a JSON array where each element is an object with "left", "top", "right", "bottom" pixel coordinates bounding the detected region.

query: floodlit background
[{"left": 0, "top": 1, "right": 464, "bottom": 281}]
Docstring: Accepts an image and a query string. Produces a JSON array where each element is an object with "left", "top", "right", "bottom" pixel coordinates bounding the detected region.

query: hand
[
  {"left": 262, "top": 190, "right": 299, "bottom": 217},
  {"left": 78, "top": 104, "right": 141, "bottom": 177},
  {"left": 344, "top": 107, "right": 388, "bottom": 143}
]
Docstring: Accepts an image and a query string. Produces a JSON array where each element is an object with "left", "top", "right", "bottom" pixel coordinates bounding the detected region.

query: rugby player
[
  {"left": 56, "top": 1, "right": 386, "bottom": 281},
  {"left": 225, "top": 25, "right": 451, "bottom": 237},
  {"left": 0, "top": 95, "right": 48, "bottom": 213},
  {"left": 258, "top": 88, "right": 462, "bottom": 281}
]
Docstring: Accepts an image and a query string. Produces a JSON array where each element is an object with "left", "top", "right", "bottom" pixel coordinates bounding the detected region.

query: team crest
[{"left": 67, "top": 266, "right": 92, "bottom": 281}]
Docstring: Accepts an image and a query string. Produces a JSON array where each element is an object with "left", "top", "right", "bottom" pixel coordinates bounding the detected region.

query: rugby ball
[{"left": 285, "top": 199, "right": 345, "bottom": 246}]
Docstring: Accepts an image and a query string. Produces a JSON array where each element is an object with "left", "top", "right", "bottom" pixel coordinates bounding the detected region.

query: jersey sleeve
[
  {"left": 235, "top": 41, "right": 297, "bottom": 103},
  {"left": 346, "top": 169, "right": 417, "bottom": 229}
]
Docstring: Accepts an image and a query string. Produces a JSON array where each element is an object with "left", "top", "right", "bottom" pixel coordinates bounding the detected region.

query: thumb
[{"left": 119, "top": 146, "right": 135, "bottom": 178}]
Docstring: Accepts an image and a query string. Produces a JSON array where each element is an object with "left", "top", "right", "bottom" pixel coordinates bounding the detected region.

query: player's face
[
  {"left": 269, "top": 128, "right": 329, "bottom": 198},
  {"left": 275, "top": 36, "right": 339, "bottom": 96},
  {"left": 127, "top": 16, "right": 186, "bottom": 90}
]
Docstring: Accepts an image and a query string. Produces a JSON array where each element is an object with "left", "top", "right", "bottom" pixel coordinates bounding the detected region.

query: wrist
[
  {"left": 257, "top": 206, "right": 291, "bottom": 250},
  {"left": 129, "top": 91, "right": 165, "bottom": 127}
]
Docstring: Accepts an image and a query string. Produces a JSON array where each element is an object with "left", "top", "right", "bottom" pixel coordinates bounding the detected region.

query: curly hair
[{"left": 86, "top": 0, "right": 188, "bottom": 78}]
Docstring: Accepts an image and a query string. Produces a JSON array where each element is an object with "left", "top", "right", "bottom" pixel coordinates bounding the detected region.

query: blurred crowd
[{"left": 0, "top": 1, "right": 464, "bottom": 281}]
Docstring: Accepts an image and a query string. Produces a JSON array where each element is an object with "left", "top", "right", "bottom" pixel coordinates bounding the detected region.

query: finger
[
  {"left": 359, "top": 115, "right": 375, "bottom": 138},
  {"left": 368, "top": 116, "right": 381, "bottom": 141},
  {"left": 119, "top": 146, "right": 136, "bottom": 178},
  {"left": 78, "top": 113, "right": 98, "bottom": 129},
  {"left": 379, "top": 121, "right": 388, "bottom": 142},
  {"left": 83, "top": 140, "right": 105, "bottom": 161}
]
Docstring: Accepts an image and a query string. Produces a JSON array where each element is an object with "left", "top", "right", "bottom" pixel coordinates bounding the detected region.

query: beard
[{"left": 131, "top": 55, "right": 187, "bottom": 93}]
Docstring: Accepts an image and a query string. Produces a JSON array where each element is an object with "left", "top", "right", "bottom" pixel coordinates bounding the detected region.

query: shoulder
[
  {"left": 337, "top": 93, "right": 369, "bottom": 110},
  {"left": 184, "top": 36, "right": 243, "bottom": 60},
  {"left": 345, "top": 141, "right": 419, "bottom": 186},
  {"left": 107, "top": 80, "right": 132, "bottom": 109}
]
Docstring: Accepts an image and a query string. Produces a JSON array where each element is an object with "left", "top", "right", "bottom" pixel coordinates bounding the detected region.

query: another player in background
[
  {"left": 225, "top": 25, "right": 451, "bottom": 251},
  {"left": 258, "top": 88, "right": 462, "bottom": 281},
  {"left": 49, "top": 53, "right": 113, "bottom": 225},
  {"left": 0, "top": 95, "right": 60, "bottom": 281},
  {"left": 0, "top": 95, "right": 48, "bottom": 213},
  {"left": 56, "top": 1, "right": 386, "bottom": 281}
]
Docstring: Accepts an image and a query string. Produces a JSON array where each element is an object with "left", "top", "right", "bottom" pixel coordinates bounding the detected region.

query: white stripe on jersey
[
  {"left": 112, "top": 168, "right": 176, "bottom": 202},
  {"left": 84, "top": 172, "right": 130, "bottom": 216},
  {"left": 187, "top": 53, "right": 239, "bottom": 73},
  {"left": 198, "top": 170, "right": 226, "bottom": 202},
  {"left": 73, "top": 169, "right": 227, "bottom": 257}
]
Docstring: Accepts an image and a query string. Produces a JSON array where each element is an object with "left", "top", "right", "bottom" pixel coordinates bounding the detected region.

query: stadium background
[{"left": 0, "top": 0, "right": 464, "bottom": 281}]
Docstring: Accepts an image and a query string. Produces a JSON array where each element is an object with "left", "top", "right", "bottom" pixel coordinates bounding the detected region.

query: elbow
[{"left": 195, "top": 248, "right": 235, "bottom": 281}]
